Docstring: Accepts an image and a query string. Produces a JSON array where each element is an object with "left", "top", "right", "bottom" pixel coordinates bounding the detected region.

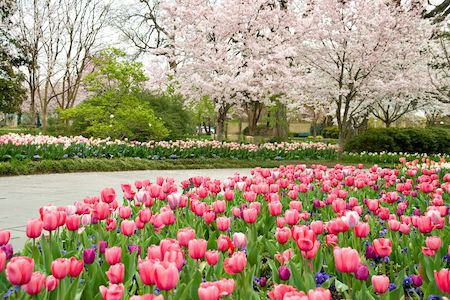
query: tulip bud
[
  {"left": 278, "top": 266, "right": 291, "bottom": 281},
  {"left": 355, "top": 264, "right": 369, "bottom": 281}
]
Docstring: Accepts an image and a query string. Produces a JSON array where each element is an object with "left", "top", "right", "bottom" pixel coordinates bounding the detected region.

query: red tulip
[
  {"left": 26, "top": 219, "right": 43, "bottom": 239},
  {"left": 354, "top": 223, "right": 370, "bottom": 238},
  {"left": 425, "top": 236, "right": 442, "bottom": 251},
  {"left": 216, "top": 217, "right": 231, "bottom": 231},
  {"left": 66, "top": 215, "right": 80, "bottom": 231},
  {"left": 6, "top": 256, "right": 34, "bottom": 285},
  {"left": 224, "top": 251, "right": 247, "bottom": 274},
  {"left": 206, "top": 250, "right": 219, "bottom": 266},
  {"left": 100, "top": 283, "right": 124, "bottom": 300},
  {"left": 23, "top": 272, "right": 46, "bottom": 295},
  {"left": 275, "top": 227, "right": 291, "bottom": 244},
  {"left": 422, "top": 247, "right": 435, "bottom": 256},
  {"left": 105, "top": 247, "right": 122, "bottom": 265},
  {"left": 51, "top": 258, "right": 69, "bottom": 279},
  {"left": 372, "top": 275, "right": 390, "bottom": 294},
  {"left": 69, "top": 257, "right": 84, "bottom": 277},
  {"left": 120, "top": 220, "right": 136, "bottom": 237},
  {"left": 198, "top": 285, "right": 220, "bottom": 300},
  {"left": 373, "top": 238, "right": 392, "bottom": 257},
  {"left": 45, "top": 275, "right": 58, "bottom": 291},
  {"left": 333, "top": 247, "right": 360, "bottom": 273},
  {"left": 106, "top": 263, "right": 124, "bottom": 284},
  {"left": 0, "top": 230, "right": 10, "bottom": 246},
  {"left": 435, "top": 269, "right": 450, "bottom": 293},
  {"left": 154, "top": 261, "right": 179, "bottom": 290},
  {"left": 188, "top": 239, "right": 207, "bottom": 259}
]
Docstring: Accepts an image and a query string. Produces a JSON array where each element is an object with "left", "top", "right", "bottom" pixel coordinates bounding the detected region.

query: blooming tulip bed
[
  {"left": 1, "top": 134, "right": 447, "bottom": 166},
  {"left": 1, "top": 160, "right": 450, "bottom": 299},
  {"left": 0, "top": 133, "right": 339, "bottom": 162}
]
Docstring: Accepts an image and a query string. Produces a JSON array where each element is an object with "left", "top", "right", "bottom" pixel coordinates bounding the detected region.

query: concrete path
[{"left": 0, "top": 169, "right": 252, "bottom": 251}]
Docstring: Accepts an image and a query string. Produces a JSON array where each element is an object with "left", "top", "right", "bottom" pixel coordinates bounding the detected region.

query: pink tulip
[
  {"left": 242, "top": 208, "right": 257, "bottom": 224},
  {"left": 333, "top": 247, "right": 360, "bottom": 273},
  {"left": 216, "top": 217, "right": 231, "bottom": 231},
  {"left": 435, "top": 269, "right": 450, "bottom": 293},
  {"left": 268, "top": 201, "right": 282, "bottom": 216},
  {"left": 372, "top": 275, "right": 390, "bottom": 294},
  {"left": 66, "top": 215, "right": 80, "bottom": 231},
  {"left": 372, "top": 238, "right": 392, "bottom": 257},
  {"left": 0, "top": 230, "right": 10, "bottom": 246},
  {"left": 188, "top": 239, "right": 207, "bottom": 259},
  {"left": 26, "top": 219, "right": 43, "bottom": 239},
  {"left": 45, "top": 275, "right": 58, "bottom": 291},
  {"left": 206, "top": 250, "right": 219, "bottom": 266},
  {"left": 101, "top": 187, "right": 116, "bottom": 203},
  {"left": 138, "top": 259, "right": 157, "bottom": 286},
  {"left": 155, "top": 261, "right": 179, "bottom": 290},
  {"left": 119, "top": 206, "right": 132, "bottom": 219},
  {"left": 275, "top": 227, "right": 291, "bottom": 244},
  {"left": 0, "top": 250, "right": 5, "bottom": 272},
  {"left": 51, "top": 258, "right": 69, "bottom": 279},
  {"left": 120, "top": 220, "right": 136, "bottom": 236},
  {"left": 105, "top": 247, "right": 122, "bottom": 265},
  {"left": 23, "top": 272, "right": 46, "bottom": 295},
  {"left": 307, "top": 288, "right": 332, "bottom": 300},
  {"left": 106, "top": 263, "right": 124, "bottom": 284},
  {"left": 354, "top": 222, "right": 370, "bottom": 238},
  {"left": 6, "top": 256, "right": 34, "bottom": 285},
  {"left": 224, "top": 251, "right": 247, "bottom": 275},
  {"left": 232, "top": 233, "right": 247, "bottom": 250},
  {"left": 100, "top": 284, "right": 124, "bottom": 300},
  {"left": 198, "top": 285, "right": 220, "bottom": 300},
  {"left": 177, "top": 227, "right": 196, "bottom": 247},
  {"left": 425, "top": 236, "right": 442, "bottom": 251},
  {"left": 42, "top": 212, "right": 58, "bottom": 231},
  {"left": 284, "top": 209, "right": 300, "bottom": 226},
  {"left": 68, "top": 257, "right": 84, "bottom": 277}
]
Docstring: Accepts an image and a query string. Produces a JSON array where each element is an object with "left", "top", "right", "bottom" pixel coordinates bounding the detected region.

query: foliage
[
  {"left": 0, "top": 0, "right": 25, "bottom": 113},
  {"left": 136, "top": 91, "right": 195, "bottom": 139},
  {"left": 322, "top": 127, "right": 339, "bottom": 139},
  {"left": 61, "top": 48, "right": 168, "bottom": 141},
  {"left": 344, "top": 127, "right": 450, "bottom": 154}
]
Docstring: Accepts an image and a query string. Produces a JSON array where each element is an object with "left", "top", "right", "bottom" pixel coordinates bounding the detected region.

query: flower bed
[
  {"left": 0, "top": 134, "right": 339, "bottom": 161},
  {"left": 0, "top": 160, "right": 450, "bottom": 299}
]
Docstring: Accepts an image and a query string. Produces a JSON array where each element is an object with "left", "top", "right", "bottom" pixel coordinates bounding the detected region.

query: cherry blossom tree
[
  {"left": 155, "top": 0, "right": 298, "bottom": 141},
  {"left": 297, "top": 0, "right": 429, "bottom": 147}
]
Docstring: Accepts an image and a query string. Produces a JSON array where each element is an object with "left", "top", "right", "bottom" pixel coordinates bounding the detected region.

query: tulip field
[
  {"left": 0, "top": 159, "right": 450, "bottom": 299},
  {"left": 0, "top": 133, "right": 447, "bottom": 165}
]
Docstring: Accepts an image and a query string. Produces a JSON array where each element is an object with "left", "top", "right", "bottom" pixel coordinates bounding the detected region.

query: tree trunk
[
  {"left": 41, "top": 106, "right": 48, "bottom": 130},
  {"left": 216, "top": 115, "right": 225, "bottom": 142},
  {"left": 274, "top": 100, "right": 288, "bottom": 141},
  {"left": 238, "top": 119, "right": 242, "bottom": 142},
  {"left": 246, "top": 102, "right": 263, "bottom": 136},
  {"left": 385, "top": 120, "right": 392, "bottom": 128}
]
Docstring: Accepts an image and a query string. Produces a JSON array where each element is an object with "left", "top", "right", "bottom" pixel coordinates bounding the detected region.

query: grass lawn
[{"left": 0, "top": 157, "right": 395, "bottom": 176}]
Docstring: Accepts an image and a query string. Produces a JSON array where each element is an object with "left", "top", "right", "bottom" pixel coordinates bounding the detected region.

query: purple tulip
[
  {"left": 365, "top": 245, "right": 377, "bottom": 260},
  {"left": 413, "top": 208, "right": 421, "bottom": 216},
  {"left": 1, "top": 244, "right": 13, "bottom": 260},
  {"left": 412, "top": 275, "right": 422, "bottom": 287},
  {"left": 83, "top": 248, "right": 96, "bottom": 264},
  {"left": 278, "top": 266, "right": 291, "bottom": 281},
  {"left": 128, "top": 244, "right": 141, "bottom": 256},
  {"left": 354, "top": 264, "right": 369, "bottom": 281},
  {"left": 99, "top": 240, "right": 108, "bottom": 254}
]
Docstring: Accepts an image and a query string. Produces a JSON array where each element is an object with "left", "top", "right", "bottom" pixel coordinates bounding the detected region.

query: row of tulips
[
  {"left": 1, "top": 133, "right": 448, "bottom": 164},
  {"left": 0, "top": 133, "right": 338, "bottom": 161},
  {"left": 1, "top": 159, "right": 450, "bottom": 299}
]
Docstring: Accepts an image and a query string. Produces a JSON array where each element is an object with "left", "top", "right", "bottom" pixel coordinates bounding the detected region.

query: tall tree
[
  {"left": 298, "top": 0, "right": 428, "bottom": 148},
  {"left": 13, "top": 0, "right": 111, "bottom": 128},
  {"left": 0, "top": 0, "right": 25, "bottom": 114}
]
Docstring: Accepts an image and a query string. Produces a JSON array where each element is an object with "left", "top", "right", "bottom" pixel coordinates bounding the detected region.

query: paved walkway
[{"left": 0, "top": 169, "right": 251, "bottom": 251}]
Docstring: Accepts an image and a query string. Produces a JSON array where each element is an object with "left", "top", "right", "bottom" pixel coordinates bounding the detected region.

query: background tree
[
  {"left": 298, "top": 0, "right": 427, "bottom": 148},
  {"left": 61, "top": 48, "right": 168, "bottom": 141},
  {"left": 0, "top": 0, "right": 25, "bottom": 114},
  {"left": 13, "top": 0, "right": 111, "bottom": 128}
]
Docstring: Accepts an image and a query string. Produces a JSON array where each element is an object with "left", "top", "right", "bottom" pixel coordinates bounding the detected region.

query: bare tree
[{"left": 14, "top": 0, "right": 111, "bottom": 128}]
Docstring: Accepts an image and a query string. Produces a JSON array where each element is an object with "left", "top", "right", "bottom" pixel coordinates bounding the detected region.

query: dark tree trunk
[{"left": 274, "top": 100, "right": 288, "bottom": 141}]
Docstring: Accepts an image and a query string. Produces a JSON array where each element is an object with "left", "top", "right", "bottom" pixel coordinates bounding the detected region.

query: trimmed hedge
[
  {"left": 344, "top": 127, "right": 450, "bottom": 154},
  {"left": 323, "top": 127, "right": 339, "bottom": 139}
]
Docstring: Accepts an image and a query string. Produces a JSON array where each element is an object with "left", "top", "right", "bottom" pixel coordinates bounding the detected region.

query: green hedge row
[{"left": 344, "top": 127, "right": 450, "bottom": 154}]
